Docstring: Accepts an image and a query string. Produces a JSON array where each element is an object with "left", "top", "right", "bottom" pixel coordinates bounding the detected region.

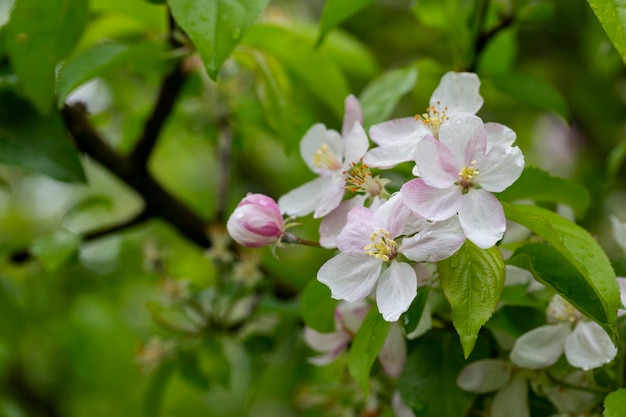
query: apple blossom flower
[
  {"left": 317, "top": 193, "right": 466, "bottom": 321},
  {"left": 610, "top": 215, "right": 626, "bottom": 254},
  {"left": 400, "top": 113, "right": 524, "bottom": 249},
  {"left": 227, "top": 193, "right": 285, "bottom": 248},
  {"left": 303, "top": 300, "right": 407, "bottom": 377},
  {"left": 510, "top": 295, "right": 619, "bottom": 370},
  {"left": 278, "top": 95, "right": 377, "bottom": 219},
  {"left": 363, "top": 71, "right": 484, "bottom": 169}
]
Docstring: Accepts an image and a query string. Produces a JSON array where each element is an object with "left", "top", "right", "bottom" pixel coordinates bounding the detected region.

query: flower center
[
  {"left": 363, "top": 228, "right": 397, "bottom": 262},
  {"left": 415, "top": 101, "right": 449, "bottom": 138},
  {"left": 547, "top": 295, "right": 584, "bottom": 324},
  {"left": 457, "top": 160, "right": 479, "bottom": 190},
  {"left": 313, "top": 143, "right": 343, "bottom": 171},
  {"left": 343, "top": 159, "right": 390, "bottom": 197}
]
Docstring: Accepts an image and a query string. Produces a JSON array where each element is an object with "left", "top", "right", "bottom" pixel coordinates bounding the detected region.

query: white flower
[
  {"left": 363, "top": 71, "right": 484, "bottom": 169},
  {"left": 400, "top": 113, "right": 524, "bottom": 248},
  {"left": 317, "top": 193, "right": 465, "bottom": 321},
  {"left": 610, "top": 215, "right": 626, "bottom": 254},
  {"left": 510, "top": 295, "right": 618, "bottom": 370},
  {"left": 278, "top": 95, "right": 370, "bottom": 218}
]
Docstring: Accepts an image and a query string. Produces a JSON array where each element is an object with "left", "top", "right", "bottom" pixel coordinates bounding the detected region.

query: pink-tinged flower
[
  {"left": 278, "top": 95, "right": 370, "bottom": 218},
  {"left": 510, "top": 295, "right": 618, "bottom": 370},
  {"left": 363, "top": 71, "right": 484, "bottom": 169},
  {"left": 226, "top": 193, "right": 284, "bottom": 248},
  {"left": 304, "top": 300, "right": 407, "bottom": 377},
  {"left": 317, "top": 193, "right": 466, "bottom": 321},
  {"left": 400, "top": 113, "right": 524, "bottom": 249}
]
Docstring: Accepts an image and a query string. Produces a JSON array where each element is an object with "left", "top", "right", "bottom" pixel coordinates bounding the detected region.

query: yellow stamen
[
  {"left": 343, "top": 159, "right": 391, "bottom": 197},
  {"left": 458, "top": 160, "right": 479, "bottom": 190},
  {"left": 313, "top": 143, "right": 343, "bottom": 170},
  {"left": 363, "top": 228, "right": 397, "bottom": 262},
  {"left": 415, "top": 101, "right": 449, "bottom": 138}
]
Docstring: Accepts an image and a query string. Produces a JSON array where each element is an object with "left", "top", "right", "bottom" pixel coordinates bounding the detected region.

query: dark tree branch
[
  {"left": 62, "top": 103, "right": 211, "bottom": 248},
  {"left": 467, "top": 12, "right": 515, "bottom": 72},
  {"left": 130, "top": 61, "right": 187, "bottom": 166}
]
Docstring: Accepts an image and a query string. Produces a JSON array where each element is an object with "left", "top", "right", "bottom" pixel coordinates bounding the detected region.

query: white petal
[
  {"left": 372, "top": 193, "right": 412, "bottom": 238},
  {"left": 406, "top": 300, "right": 432, "bottom": 339},
  {"left": 375, "top": 261, "right": 417, "bottom": 322},
  {"left": 336, "top": 300, "right": 371, "bottom": 334},
  {"left": 437, "top": 113, "right": 487, "bottom": 166},
  {"left": 378, "top": 323, "right": 406, "bottom": 377},
  {"left": 319, "top": 196, "right": 367, "bottom": 249},
  {"left": 564, "top": 321, "right": 617, "bottom": 370},
  {"left": 458, "top": 189, "right": 505, "bottom": 249},
  {"left": 300, "top": 123, "right": 343, "bottom": 174},
  {"left": 491, "top": 376, "right": 529, "bottom": 417},
  {"left": 369, "top": 117, "right": 427, "bottom": 146},
  {"left": 400, "top": 179, "right": 461, "bottom": 221},
  {"left": 318, "top": 253, "right": 381, "bottom": 302},
  {"left": 505, "top": 265, "right": 534, "bottom": 286},
  {"left": 414, "top": 135, "right": 459, "bottom": 188},
  {"left": 456, "top": 359, "right": 512, "bottom": 393},
  {"left": 484, "top": 122, "right": 517, "bottom": 151},
  {"left": 545, "top": 371, "right": 596, "bottom": 413},
  {"left": 400, "top": 216, "right": 466, "bottom": 262},
  {"left": 477, "top": 145, "right": 525, "bottom": 192},
  {"left": 431, "top": 71, "right": 483, "bottom": 115},
  {"left": 313, "top": 173, "right": 346, "bottom": 218},
  {"left": 304, "top": 327, "right": 350, "bottom": 353},
  {"left": 343, "top": 122, "right": 370, "bottom": 165},
  {"left": 618, "top": 277, "right": 626, "bottom": 311},
  {"left": 278, "top": 176, "right": 334, "bottom": 217},
  {"left": 342, "top": 94, "right": 363, "bottom": 138},
  {"left": 611, "top": 215, "right": 626, "bottom": 255},
  {"left": 510, "top": 323, "right": 570, "bottom": 369},
  {"left": 363, "top": 141, "right": 419, "bottom": 169},
  {"left": 391, "top": 391, "right": 416, "bottom": 417}
]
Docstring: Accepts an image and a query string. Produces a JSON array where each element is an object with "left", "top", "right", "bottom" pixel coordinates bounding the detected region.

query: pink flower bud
[{"left": 227, "top": 193, "right": 285, "bottom": 247}]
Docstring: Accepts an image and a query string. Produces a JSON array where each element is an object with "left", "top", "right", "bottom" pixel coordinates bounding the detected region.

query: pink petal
[
  {"left": 342, "top": 94, "right": 363, "bottom": 138},
  {"left": 564, "top": 321, "right": 617, "bottom": 370},
  {"left": 375, "top": 261, "right": 417, "bottom": 322},
  {"left": 369, "top": 117, "right": 427, "bottom": 147},
  {"left": 414, "top": 135, "right": 459, "bottom": 188},
  {"left": 336, "top": 206, "right": 374, "bottom": 253},
  {"left": 372, "top": 193, "right": 412, "bottom": 238},
  {"left": 336, "top": 300, "right": 371, "bottom": 334},
  {"left": 319, "top": 196, "right": 367, "bottom": 249},
  {"left": 431, "top": 71, "right": 483, "bottom": 115},
  {"left": 457, "top": 359, "right": 512, "bottom": 393},
  {"left": 458, "top": 189, "right": 506, "bottom": 249},
  {"left": 378, "top": 323, "right": 406, "bottom": 377},
  {"left": 478, "top": 145, "right": 525, "bottom": 192},
  {"left": 317, "top": 253, "right": 381, "bottom": 302},
  {"left": 400, "top": 179, "right": 461, "bottom": 221},
  {"left": 509, "top": 323, "right": 570, "bottom": 369},
  {"left": 400, "top": 216, "right": 466, "bottom": 262},
  {"left": 304, "top": 327, "right": 350, "bottom": 353}
]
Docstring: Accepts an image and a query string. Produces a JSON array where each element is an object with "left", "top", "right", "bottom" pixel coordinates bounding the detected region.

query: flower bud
[{"left": 227, "top": 193, "right": 285, "bottom": 247}]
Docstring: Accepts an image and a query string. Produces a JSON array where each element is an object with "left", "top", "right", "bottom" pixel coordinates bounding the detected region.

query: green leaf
[
  {"left": 607, "top": 138, "right": 626, "bottom": 179},
  {"left": 486, "top": 305, "right": 546, "bottom": 338},
  {"left": 604, "top": 388, "right": 626, "bottom": 417},
  {"left": 169, "top": 0, "right": 269, "bottom": 80},
  {"left": 398, "top": 331, "right": 480, "bottom": 417},
  {"left": 402, "top": 285, "right": 430, "bottom": 335},
  {"left": 508, "top": 242, "right": 617, "bottom": 341},
  {"left": 586, "top": 0, "right": 626, "bottom": 66},
  {"left": 503, "top": 202, "right": 620, "bottom": 341},
  {"left": 347, "top": 308, "right": 390, "bottom": 399},
  {"left": 0, "top": 92, "right": 86, "bottom": 182},
  {"left": 57, "top": 42, "right": 131, "bottom": 107},
  {"left": 300, "top": 279, "right": 338, "bottom": 333},
  {"left": 439, "top": 241, "right": 505, "bottom": 358},
  {"left": 477, "top": 28, "right": 517, "bottom": 76},
  {"left": 31, "top": 230, "right": 81, "bottom": 272},
  {"left": 316, "top": 0, "right": 374, "bottom": 46},
  {"left": 62, "top": 195, "right": 114, "bottom": 226},
  {"left": 143, "top": 360, "right": 177, "bottom": 417},
  {"left": 242, "top": 24, "right": 350, "bottom": 117},
  {"left": 179, "top": 353, "right": 210, "bottom": 390},
  {"left": 499, "top": 285, "right": 546, "bottom": 310},
  {"left": 497, "top": 166, "right": 591, "bottom": 218},
  {"left": 359, "top": 65, "right": 418, "bottom": 127},
  {"left": 5, "top": 0, "right": 89, "bottom": 113},
  {"left": 489, "top": 73, "right": 569, "bottom": 120}
]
